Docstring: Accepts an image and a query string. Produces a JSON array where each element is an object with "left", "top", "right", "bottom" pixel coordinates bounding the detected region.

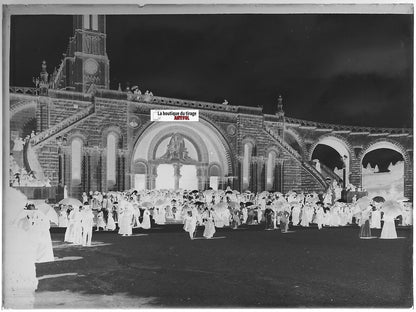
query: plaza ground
[{"left": 34, "top": 224, "right": 412, "bottom": 308}]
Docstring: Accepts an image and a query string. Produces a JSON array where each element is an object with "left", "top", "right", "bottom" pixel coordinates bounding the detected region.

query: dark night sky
[{"left": 10, "top": 14, "right": 413, "bottom": 128}]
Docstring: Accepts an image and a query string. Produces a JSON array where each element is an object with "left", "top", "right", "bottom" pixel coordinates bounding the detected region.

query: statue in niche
[{"left": 161, "top": 133, "right": 192, "bottom": 161}]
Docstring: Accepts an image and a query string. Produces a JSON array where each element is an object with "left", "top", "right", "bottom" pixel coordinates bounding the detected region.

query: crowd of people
[
  {"left": 52, "top": 186, "right": 413, "bottom": 242},
  {"left": 3, "top": 183, "right": 413, "bottom": 308}
]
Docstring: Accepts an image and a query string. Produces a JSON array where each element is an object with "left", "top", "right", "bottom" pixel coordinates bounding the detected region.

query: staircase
[
  {"left": 264, "top": 126, "right": 329, "bottom": 189},
  {"left": 30, "top": 103, "right": 95, "bottom": 148},
  {"left": 317, "top": 162, "right": 343, "bottom": 184},
  {"left": 23, "top": 102, "right": 95, "bottom": 179}
]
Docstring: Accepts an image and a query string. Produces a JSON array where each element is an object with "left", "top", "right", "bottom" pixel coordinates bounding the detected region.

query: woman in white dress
[
  {"left": 380, "top": 213, "right": 398, "bottom": 239},
  {"left": 58, "top": 205, "right": 68, "bottom": 228},
  {"left": 64, "top": 206, "right": 76, "bottom": 243},
  {"left": 371, "top": 207, "right": 382, "bottom": 229},
  {"left": 140, "top": 209, "right": 151, "bottom": 229},
  {"left": 106, "top": 208, "right": 116, "bottom": 231},
  {"left": 203, "top": 208, "right": 216, "bottom": 239},
  {"left": 28, "top": 207, "right": 54, "bottom": 263},
  {"left": 96, "top": 210, "right": 106, "bottom": 231},
  {"left": 315, "top": 205, "right": 325, "bottom": 230},
  {"left": 118, "top": 202, "right": 133, "bottom": 236},
  {"left": 183, "top": 211, "right": 197, "bottom": 239},
  {"left": 72, "top": 207, "right": 83, "bottom": 245},
  {"left": 291, "top": 204, "right": 301, "bottom": 226}
]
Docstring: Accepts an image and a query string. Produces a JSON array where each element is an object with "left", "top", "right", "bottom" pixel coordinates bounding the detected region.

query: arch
[
  {"left": 360, "top": 139, "right": 409, "bottom": 163},
  {"left": 266, "top": 150, "right": 278, "bottom": 190},
  {"left": 10, "top": 99, "right": 37, "bottom": 117},
  {"left": 360, "top": 139, "right": 408, "bottom": 198},
  {"left": 70, "top": 137, "right": 83, "bottom": 182},
  {"left": 101, "top": 125, "right": 123, "bottom": 149},
  {"left": 209, "top": 163, "right": 222, "bottom": 176},
  {"left": 310, "top": 135, "right": 353, "bottom": 185},
  {"left": 132, "top": 159, "right": 148, "bottom": 174},
  {"left": 106, "top": 132, "right": 118, "bottom": 185},
  {"left": 130, "top": 118, "right": 234, "bottom": 190}
]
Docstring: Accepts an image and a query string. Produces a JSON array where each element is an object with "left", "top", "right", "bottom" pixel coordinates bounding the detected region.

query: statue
[{"left": 161, "top": 133, "right": 192, "bottom": 161}]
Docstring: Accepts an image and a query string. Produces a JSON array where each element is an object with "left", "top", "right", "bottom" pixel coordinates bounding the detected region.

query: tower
[{"left": 63, "top": 15, "right": 110, "bottom": 92}]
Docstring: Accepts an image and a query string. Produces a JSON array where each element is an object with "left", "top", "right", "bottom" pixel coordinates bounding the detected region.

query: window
[
  {"left": 71, "top": 138, "right": 82, "bottom": 181},
  {"left": 107, "top": 133, "right": 117, "bottom": 184},
  {"left": 266, "top": 151, "right": 276, "bottom": 188}
]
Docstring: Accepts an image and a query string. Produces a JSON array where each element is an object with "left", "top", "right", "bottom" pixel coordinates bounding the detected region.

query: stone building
[{"left": 9, "top": 15, "right": 413, "bottom": 200}]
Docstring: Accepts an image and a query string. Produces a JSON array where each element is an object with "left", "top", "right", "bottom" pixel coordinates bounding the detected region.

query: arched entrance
[
  {"left": 311, "top": 136, "right": 351, "bottom": 185},
  {"left": 131, "top": 120, "right": 232, "bottom": 191},
  {"left": 361, "top": 141, "right": 406, "bottom": 198}
]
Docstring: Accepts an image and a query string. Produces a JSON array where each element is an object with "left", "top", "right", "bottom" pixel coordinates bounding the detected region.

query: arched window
[
  {"left": 209, "top": 164, "right": 221, "bottom": 190},
  {"left": 266, "top": 151, "right": 277, "bottom": 189},
  {"left": 107, "top": 132, "right": 117, "bottom": 185},
  {"left": 242, "top": 143, "right": 253, "bottom": 189},
  {"left": 71, "top": 138, "right": 82, "bottom": 181},
  {"left": 134, "top": 162, "right": 147, "bottom": 190}
]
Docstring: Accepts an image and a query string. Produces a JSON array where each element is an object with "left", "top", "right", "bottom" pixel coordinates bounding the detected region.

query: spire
[{"left": 276, "top": 94, "right": 285, "bottom": 118}]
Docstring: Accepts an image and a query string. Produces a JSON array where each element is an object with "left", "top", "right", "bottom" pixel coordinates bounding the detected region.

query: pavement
[{"left": 31, "top": 224, "right": 412, "bottom": 308}]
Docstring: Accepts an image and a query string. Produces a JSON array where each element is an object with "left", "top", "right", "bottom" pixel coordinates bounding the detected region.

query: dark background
[{"left": 10, "top": 14, "right": 413, "bottom": 128}]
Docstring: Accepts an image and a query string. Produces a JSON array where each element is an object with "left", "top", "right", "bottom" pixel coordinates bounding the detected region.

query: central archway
[{"left": 131, "top": 119, "right": 233, "bottom": 190}]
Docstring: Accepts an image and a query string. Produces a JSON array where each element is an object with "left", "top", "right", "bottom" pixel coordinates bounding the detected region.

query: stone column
[
  {"left": 349, "top": 147, "right": 363, "bottom": 189},
  {"left": 404, "top": 150, "right": 413, "bottom": 201},
  {"left": 147, "top": 163, "right": 157, "bottom": 190},
  {"left": 197, "top": 164, "right": 208, "bottom": 191}
]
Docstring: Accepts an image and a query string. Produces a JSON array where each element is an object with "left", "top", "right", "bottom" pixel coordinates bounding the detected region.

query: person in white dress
[
  {"left": 203, "top": 208, "right": 216, "bottom": 239},
  {"left": 64, "top": 206, "right": 76, "bottom": 243},
  {"left": 81, "top": 205, "right": 94, "bottom": 246},
  {"left": 183, "top": 211, "right": 197, "bottom": 239},
  {"left": 140, "top": 209, "right": 151, "bottom": 229},
  {"left": 96, "top": 210, "right": 106, "bottom": 231},
  {"left": 380, "top": 213, "right": 398, "bottom": 239},
  {"left": 370, "top": 205, "right": 382, "bottom": 229},
  {"left": 106, "top": 208, "right": 116, "bottom": 231},
  {"left": 27, "top": 205, "right": 54, "bottom": 263},
  {"left": 72, "top": 207, "right": 83, "bottom": 245},
  {"left": 315, "top": 205, "right": 325, "bottom": 230},
  {"left": 58, "top": 205, "right": 68, "bottom": 228},
  {"left": 118, "top": 202, "right": 133, "bottom": 236}
]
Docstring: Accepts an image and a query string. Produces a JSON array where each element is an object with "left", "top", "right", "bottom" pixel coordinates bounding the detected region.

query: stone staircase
[
  {"left": 30, "top": 103, "right": 95, "bottom": 149},
  {"left": 23, "top": 103, "right": 95, "bottom": 179},
  {"left": 316, "top": 162, "right": 343, "bottom": 184},
  {"left": 264, "top": 126, "right": 329, "bottom": 189}
]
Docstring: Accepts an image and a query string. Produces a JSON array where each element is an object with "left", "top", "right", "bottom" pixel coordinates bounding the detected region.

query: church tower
[{"left": 58, "top": 15, "right": 110, "bottom": 92}]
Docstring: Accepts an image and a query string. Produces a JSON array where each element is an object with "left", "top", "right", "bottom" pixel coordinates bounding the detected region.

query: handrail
[{"left": 30, "top": 104, "right": 95, "bottom": 147}]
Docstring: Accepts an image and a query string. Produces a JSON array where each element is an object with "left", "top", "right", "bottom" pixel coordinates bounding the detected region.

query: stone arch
[
  {"left": 208, "top": 162, "right": 222, "bottom": 176},
  {"left": 309, "top": 134, "right": 353, "bottom": 184},
  {"left": 10, "top": 99, "right": 37, "bottom": 117},
  {"left": 360, "top": 139, "right": 409, "bottom": 198},
  {"left": 100, "top": 125, "right": 123, "bottom": 149},
  {"left": 360, "top": 139, "right": 409, "bottom": 163},
  {"left": 132, "top": 159, "right": 148, "bottom": 174},
  {"left": 130, "top": 118, "right": 233, "bottom": 189}
]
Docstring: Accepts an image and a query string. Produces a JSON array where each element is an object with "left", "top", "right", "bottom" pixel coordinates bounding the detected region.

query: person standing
[
  {"left": 183, "top": 211, "right": 197, "bottom": 239},
  {"left": 81, "top": 205, "right": 94, "bottom": 247},
  {"left": 203, "top": 208, "right": 216, "bottom": 239}
]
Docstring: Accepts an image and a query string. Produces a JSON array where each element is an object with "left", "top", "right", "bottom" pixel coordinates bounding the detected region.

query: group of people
[{"left": 52, "top": 186, "right": 413, "bottom": 241}]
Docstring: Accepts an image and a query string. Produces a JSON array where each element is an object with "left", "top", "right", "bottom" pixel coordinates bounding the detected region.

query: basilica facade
[{"left": 9, "top": 15, "right": 413, "bottom": 200}]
